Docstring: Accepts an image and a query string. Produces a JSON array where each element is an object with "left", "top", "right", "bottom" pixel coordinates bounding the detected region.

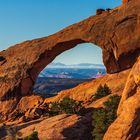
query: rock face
[
  {"left": 17, "top": 114, "right": 92, "bottom": 140},
  {"left": 0, "top": 0, "right": 140, "bottom": 119},
  {"left": 104, "top": 56, "right": 140, "bottom": 140},
  {"left": 1, "top": 114, "right": 92, "bottom": 140}
]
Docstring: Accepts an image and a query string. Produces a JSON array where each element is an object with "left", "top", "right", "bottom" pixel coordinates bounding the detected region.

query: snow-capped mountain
[
  {"left": 47, "top": 63, "right": 105, "bottom": 69},
  {"left": 39, "top": 63, "right": 106, "bottom": 79}
]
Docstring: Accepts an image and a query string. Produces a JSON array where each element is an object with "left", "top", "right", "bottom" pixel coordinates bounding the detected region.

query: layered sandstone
[
  {"left": 104, "top": 56, "right": 140, "bottom": 140},
  {"left": 0, "top": 114, "right": 92, "bottom": 140}
]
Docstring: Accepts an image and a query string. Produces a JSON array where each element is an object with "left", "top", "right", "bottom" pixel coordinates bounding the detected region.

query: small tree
[
  {"left": 25, "top": 131, "right": 39, "bottom": 140},
  {"left": 16, "top": 131, "right": 39, "bottom": 140},
  {"left": 50, "top": 97, "right": 83, "bottom": 115},
  {"left": 92, "top": 95, "right": 121, "bottom": 140},
  {"left": 59, "top": 97, "right": 83, "bottom": 114},
  {"left": 49, "top": 102, "right": 60, "bottom": 115},
  {"left": 93, "top": 84, "right": 111, "bottom": 100}
]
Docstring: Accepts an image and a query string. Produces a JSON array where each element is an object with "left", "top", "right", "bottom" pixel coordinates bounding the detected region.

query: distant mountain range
[
  {"left": 47, "top": 62, "right": 105, "bottom": 69},
  {"left": 34, "top": 63, "right": 106, "bottom": 95},
  {"left": 39, "top": 63, "right": 106, "bottom": 79},
  {"left": 34, "top": 63, "right": 106, "bottom": 97}
]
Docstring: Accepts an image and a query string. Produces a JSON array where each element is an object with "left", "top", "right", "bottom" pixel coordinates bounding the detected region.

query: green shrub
[
  {"left": 50, "top": 96, "right": 83, "bottom": 115},
  {"left": 24, "top": 131, "right": 39, "bottom": 140},
  {"left": 16, "top": 131, "right": 39, "bottom": 140},
  {"left": 93, "top": 84, "right": 111, "bottom": 100},
  {"left": 92, "top": 95, "right": 121, "bottom": 140},
  {"left": 49, "top": 102, "right": 61, "bottom": 115}
]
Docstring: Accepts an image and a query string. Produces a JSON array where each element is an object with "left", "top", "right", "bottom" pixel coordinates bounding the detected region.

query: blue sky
[{"left": 0, "top": 0, "right": 121, "bottom": 64}]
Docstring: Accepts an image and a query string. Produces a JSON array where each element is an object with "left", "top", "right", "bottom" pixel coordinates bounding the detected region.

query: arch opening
[{"left": 32, "top": 43, "right": 106, "bottom": 98}]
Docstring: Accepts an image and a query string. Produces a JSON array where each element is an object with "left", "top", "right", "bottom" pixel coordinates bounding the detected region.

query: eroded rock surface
[
  {"left": 104, "top": 56, "right": 140, "bottom": 140},
  {"left": 1, "top": 114, "right": 92, "bottom": 140}
]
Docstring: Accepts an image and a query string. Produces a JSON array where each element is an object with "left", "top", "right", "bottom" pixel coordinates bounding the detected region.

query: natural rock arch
[
  {"left": 33, "top": 43, "right": 104, "bottom": 95},
  {"left": 0, "top": 0, "right": 140, "bottom": 115}
]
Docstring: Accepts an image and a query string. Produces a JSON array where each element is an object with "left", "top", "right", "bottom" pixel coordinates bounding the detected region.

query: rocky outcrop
[
  {"left": 1, "top": 114, "right": 92, "bottom": 140},
  {"left": 0, "top": 0, "right": 140, "bottom": 119},
  {"left": 104, "top": 56, "right": 140, "bottom": 140}
]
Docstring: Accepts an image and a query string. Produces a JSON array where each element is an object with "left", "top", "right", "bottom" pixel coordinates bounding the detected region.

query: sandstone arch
[{"left": 0, "top": 0, "right": 140, "bottom": 116}]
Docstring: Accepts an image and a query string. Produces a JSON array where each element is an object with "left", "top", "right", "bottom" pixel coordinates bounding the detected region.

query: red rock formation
[
  {"left": 104, "top": 56, "right": 140, "bottom": 140},
  {"left": 0, "top": 0, "right": 140, "bottom": 119},
  {"left": 0, "top": 69, "right": 129, "bottom": 123},
  {"left": 1, "top": 114, "right": 92, "bottom": 140},
  {"left": 122, "top": 0, "right": 132, "bottom": 4}
]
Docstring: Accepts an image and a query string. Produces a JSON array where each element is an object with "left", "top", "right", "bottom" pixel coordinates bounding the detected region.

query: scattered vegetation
[
  {"left": 92, "top": 84, "right": 111, "bottom": 100},
  {"left": 16, "top": 131, "right": 39, "bottom": 140},
  {"left": 49, "top": 96, "right": 84, "bottom": 115},
  {"left": 92, "top": 95, "right": 121, "bottom": 140}
]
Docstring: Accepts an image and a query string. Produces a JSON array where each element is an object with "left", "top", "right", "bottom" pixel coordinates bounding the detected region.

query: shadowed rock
[{"left": 104, "top": 55, "right": 140, "bottom": 140}]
